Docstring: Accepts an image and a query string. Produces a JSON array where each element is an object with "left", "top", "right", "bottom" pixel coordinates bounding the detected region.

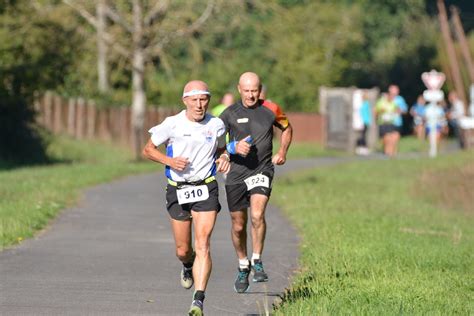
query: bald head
[
  {"left": 238, "top": 72, "right": 261, "bottom": 108},
  {"left": 182, "top": 80, "right": 210, "bottom": 98},
  {"left": 239, "top": 72, "right": 261, "bottom": 87}
]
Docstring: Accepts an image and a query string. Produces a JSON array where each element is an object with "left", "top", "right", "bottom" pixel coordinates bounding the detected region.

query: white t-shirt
[
  {"left": 148, "top": 110, "right": 226, "bottom": 182},
  {"left": 451, "top": 100, "right": 465, "bottom": 120}
]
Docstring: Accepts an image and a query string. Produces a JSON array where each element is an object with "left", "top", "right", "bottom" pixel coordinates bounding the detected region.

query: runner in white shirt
[{"left": 142, "top": 80, "right": 230, "bottom": 316}]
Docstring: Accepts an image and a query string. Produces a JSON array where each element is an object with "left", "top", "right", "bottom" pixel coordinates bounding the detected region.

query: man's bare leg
[
  {"left": 170, "top": 218, "right": 194, "bottom": 289},
  {"left": 248, "top": 193, "right": 270, "bottom": 282},
  {"left": 249, "top": 193, "right": 269, "bottom": 256},
  {"left": 230, "top": 209, "right": 248, "bottom": 261},
  {"left": 190, "top": 210, "right": 218, "bottom": 291}
]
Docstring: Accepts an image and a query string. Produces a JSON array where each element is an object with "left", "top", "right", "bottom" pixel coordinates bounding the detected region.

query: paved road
[{"left": 1, "top": 158, "right": 339, "bottom": 316}]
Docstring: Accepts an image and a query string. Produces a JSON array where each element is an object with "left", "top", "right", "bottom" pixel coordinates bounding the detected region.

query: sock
[
  {"left": 251, "top": 253, "right": 261, "bottom": 265},
  {"left": 194, "top": 290, "right": 205, "bottom": 302},
  {"left": 183, "top": 252, "right": 195, "bottom": 269},
  {"left": 239, "top": 258, "right": 250, "bottom": 270}
]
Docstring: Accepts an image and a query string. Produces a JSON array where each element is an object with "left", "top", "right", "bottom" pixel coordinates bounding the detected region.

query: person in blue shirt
[
  {"left": 356, "top": 92, "right": 372, "bottom": 155},
  {"left": 389, "top": 84, "right": 408, "bottom": 130},
  {"left": 410, "top": 95, "right": 426, "bottom": 139},
  {"left": 388, "top": 84, "right": 407, "bottom": 155}
]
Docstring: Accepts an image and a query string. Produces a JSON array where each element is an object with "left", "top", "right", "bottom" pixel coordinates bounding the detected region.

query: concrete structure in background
[{"left": 319, "top": 87, "right": 379, "bottom": 152}]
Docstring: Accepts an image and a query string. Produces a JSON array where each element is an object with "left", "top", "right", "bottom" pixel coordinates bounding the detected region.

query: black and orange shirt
[{"left": 219, "top": 99, "right": 289, "bottom": 185}]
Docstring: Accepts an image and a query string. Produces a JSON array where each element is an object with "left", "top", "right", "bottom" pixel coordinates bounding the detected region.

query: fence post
[
  {"left": 109, "top": 107, "right": 118, "bottom": 142},
  {"left": 43, "top": 91, "right": 53, "bottom": 130},
  {"left": 67, "top": 98, "right": 76, "bottom": 136},
  {"left": 53, "top": 94, "right": 63, "bottom": 133},
  {"left": 126, "top": 107, "right": 132, "bottom": 148},
  {"left": 76, "top": 97, "right": 86, "bottom": 139},
  {"left": 87, "top": 100, "right": 97, "bottom": 139}
]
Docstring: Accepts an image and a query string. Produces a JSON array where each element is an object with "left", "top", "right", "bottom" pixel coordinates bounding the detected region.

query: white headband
[{"left": 182, "top": 89, "right": 211, "bottom": 98}]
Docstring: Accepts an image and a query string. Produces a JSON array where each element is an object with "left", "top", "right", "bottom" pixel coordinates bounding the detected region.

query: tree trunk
[
  {"left": 131, "top": 0, "right": 146, "bottom": 160},
  {"left": 437, "top": 0, "right": 467, "bottom": 106},
  {"left": 97, "top": 0, "right": 109, "bottom": 93}
]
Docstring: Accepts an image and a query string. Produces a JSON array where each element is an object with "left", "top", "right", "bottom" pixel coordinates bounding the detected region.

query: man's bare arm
[
  {"left": 142, "top": 139, "right": 189, "bottom": 171},
  {"left": 272, "top": 123, "right": 293, "bottom": 165}
]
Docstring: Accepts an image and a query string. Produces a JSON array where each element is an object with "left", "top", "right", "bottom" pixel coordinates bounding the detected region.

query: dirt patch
[{"left": 417, "top": 161, "right": 474, "bottom": 215}]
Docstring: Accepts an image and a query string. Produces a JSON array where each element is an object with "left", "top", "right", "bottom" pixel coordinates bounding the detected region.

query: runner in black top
[{"left": 219, "top": 72, "right": 293, "bottom": 293}]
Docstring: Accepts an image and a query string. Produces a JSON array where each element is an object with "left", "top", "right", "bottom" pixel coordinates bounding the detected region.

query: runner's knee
[
  {"left": 250, "top": 213, "right": 265, "bottom": 228},
  {"left": 194, "top": 239, "right": 210, "bottom": 257},
  {"left": 232, "top": 220, "right": 246, "bottom": 235},
  {"left": 176, "top": 245, "right": 193, "bottom": 262}
]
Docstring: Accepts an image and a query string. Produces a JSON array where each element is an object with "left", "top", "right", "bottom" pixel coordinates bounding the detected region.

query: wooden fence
[
  {"left": 34, "top": 92, "right": 179, "bottom": 149},
  {"left": 35, "top": 92, "right": 327, "bottom": 148}
]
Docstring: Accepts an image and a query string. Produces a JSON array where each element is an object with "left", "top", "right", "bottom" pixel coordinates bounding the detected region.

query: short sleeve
[
  {"left": 219, "top": 108, "right": 229, "bottom": 130},
  {"left": 148, "top": 117, "right": 172, "bottom": 146},
  {"left": 262, "top": 100, "right": 289, "bottom": 130},
  {"left": 395, "top": 96, "right": 408, "bottom": 112}
]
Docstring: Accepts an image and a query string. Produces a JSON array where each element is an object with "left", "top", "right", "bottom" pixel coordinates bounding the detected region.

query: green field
[
  {"left": 283, "top": 142, "right": 346, "bottom": 159},
  {"left": 272, "top": 151, "right": 473, "bottom": 315},
  {"left": 0, "top": 135, "right": 158, "bottom": 249}
]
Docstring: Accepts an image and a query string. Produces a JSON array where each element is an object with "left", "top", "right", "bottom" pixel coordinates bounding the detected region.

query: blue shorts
[{"left": 426, "top": 125, "right": 442, "bottom": 134}]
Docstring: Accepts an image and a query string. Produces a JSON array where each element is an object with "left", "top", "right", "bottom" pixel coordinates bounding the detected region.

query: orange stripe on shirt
[{"left": 262, "top": 100, "right": 289, "bottom": 130}]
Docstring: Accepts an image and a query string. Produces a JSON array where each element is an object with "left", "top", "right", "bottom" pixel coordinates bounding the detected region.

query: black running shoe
[
  {"left": 251, "top": 259, "right": 268, "bottom": 282},
  {"left": 181, "top": 266, "right": 194, "bottom": 289},
  {"left": 234, "top": 267, "right": 250, "bottom": 293},
  {"left": 181, "top": 253, "right": 195, "bottom": 289},
  {"left": 188, "top": 299, "right": 203, "bottom": 316}
]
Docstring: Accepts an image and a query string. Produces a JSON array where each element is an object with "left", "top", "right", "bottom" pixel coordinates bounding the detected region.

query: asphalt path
[{"left": 0, "top": 158, "right": 345, "bottom": 316}]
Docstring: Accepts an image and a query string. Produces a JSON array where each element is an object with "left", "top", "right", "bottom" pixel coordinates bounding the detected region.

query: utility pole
[
  {"left": 451, "top": 5, "right": 474, "bottom": 114},
  {"left": 437, "top": 0, "right": 467, "bottom": 106}
]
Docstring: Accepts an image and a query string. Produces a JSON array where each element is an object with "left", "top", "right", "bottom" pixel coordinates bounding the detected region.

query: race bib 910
[
  {"left": 176, "top": 185, "right": 209, "bottom": 205},
  {"left": 244, "top": 174, "right": 270, "bottom": 191}
]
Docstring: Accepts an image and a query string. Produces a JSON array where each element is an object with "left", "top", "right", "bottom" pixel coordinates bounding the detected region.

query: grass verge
[
  {"left": 274, "top": 141, "right": 346, "bottom": 159},
  {"left": 0, "top": 135, "right": 157, "bottom": 249},
  {"left": 272, "top": 151, "right": 473, "bottom": 315}
]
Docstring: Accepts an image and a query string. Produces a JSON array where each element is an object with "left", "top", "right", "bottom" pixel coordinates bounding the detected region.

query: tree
[
  {"left": 63, "top": 0, "right": 216, "bottom": 159},
  {"left": 0, "top": 1, "right": 80, "bottom": 166},
  {"left": 260, "top": 2, "right": 365, "bottom": 111}
]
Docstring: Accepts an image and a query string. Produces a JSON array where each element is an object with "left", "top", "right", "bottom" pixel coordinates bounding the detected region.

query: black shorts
[
  {"left": 165, "top": 180, "right": 221, "bottom": 221},
  {"left": 225, "top": 173, "right": 273, "bottom": 211},
  {"left": 379, "top": 124, "right": 397, "bottom": 138}
]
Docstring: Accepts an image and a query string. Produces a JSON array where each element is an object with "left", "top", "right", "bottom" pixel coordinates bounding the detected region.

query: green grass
[
  {"left": 397, "top": 135, "right": 430, "bottom": 153},
  {"left": 272, "top": 151, "right": 473, "bottom": 315},
  {"left": 278, "top": 136, "right": 450, "bottom": 159},
  {"left": 0, "top": 135, "right": 158, "bottom": 249},
  {"left": 275, "top": 141, "right": 346, "bottom": 159}
]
